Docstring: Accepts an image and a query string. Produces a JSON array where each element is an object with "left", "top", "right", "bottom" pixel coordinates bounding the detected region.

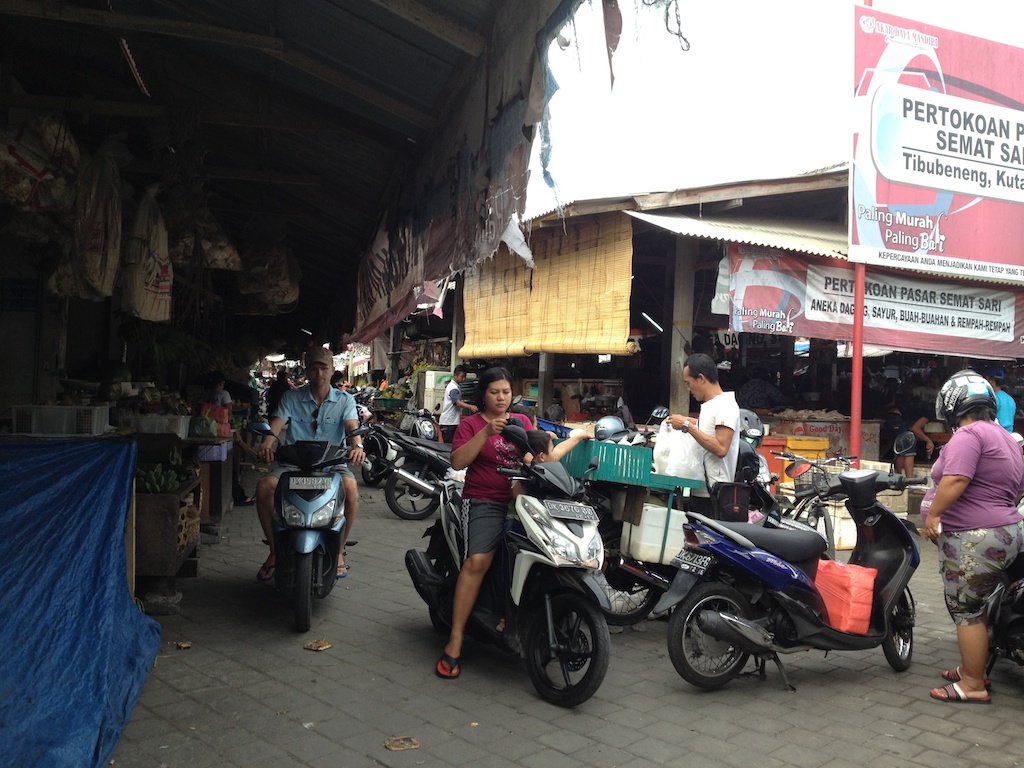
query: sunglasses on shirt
[{"left": 311, "top": 406, "right": 320, "bottom": 432}]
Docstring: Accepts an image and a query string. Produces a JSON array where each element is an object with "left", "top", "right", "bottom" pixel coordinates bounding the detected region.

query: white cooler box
[{"left": 621, "top": 503, "right": 687, "bottom": 564}]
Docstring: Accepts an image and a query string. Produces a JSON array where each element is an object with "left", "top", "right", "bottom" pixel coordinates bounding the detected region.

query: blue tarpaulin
[{"left": 0, "top": 438, "right": 160, "bottom": 767}]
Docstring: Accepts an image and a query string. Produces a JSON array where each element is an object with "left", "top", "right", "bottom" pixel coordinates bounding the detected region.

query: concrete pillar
[
  {"left": 451, "top": 278, "right": 465, "bottom": 370},
  {"left": 538, "top": 352, "right": 554, "bottom": 414},
  {"left": 671, "top": 237, "right": 698, "bottom": 414}
]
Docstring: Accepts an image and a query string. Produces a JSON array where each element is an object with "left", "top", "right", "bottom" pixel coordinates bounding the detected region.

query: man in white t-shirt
[
  {"left": 440, "top": 366, "right": 477, "bottom": 443},
  {"left": 666, "top": 353, "right": 740, "bottom": 515}
]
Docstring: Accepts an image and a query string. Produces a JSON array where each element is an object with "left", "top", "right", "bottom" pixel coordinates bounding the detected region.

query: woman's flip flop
[
  {"left": 929, "top": 682, "right": 991, "bottom": 704},
  {"left": 435, "top": 651, "right": 461, "bottom": 679},
  {"left": 941, "top": 666, "right": 991, "bottom": 689},
  {"left": 256, "top": 562, "right": 275, "bottom": 583}
]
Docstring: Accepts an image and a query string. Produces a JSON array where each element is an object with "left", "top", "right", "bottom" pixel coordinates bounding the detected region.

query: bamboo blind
[{"left": 460, "top": 212, "right": 637, "bottom": 357}]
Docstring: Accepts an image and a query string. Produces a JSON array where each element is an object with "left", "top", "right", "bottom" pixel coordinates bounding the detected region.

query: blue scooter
[
  {"left": 248, "top": 422, "right": 366, "bottom": 632},
  {"left": 655, "top": 468, "right": 925, "bottom": 690}
]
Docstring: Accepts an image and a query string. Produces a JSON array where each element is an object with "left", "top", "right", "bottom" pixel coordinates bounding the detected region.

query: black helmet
[
  {"left": 935, "top": 369, "right": 995, "bottom": 425},
  {"left": 738, "top": 409, "right": 764, "bottom": 446},
  {"left": 594, "top": 415, "right": 626, "bottom": 441}
]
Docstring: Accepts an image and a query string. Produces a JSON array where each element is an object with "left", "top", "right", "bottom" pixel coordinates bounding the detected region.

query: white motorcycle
[{"left": 404, "top": 422, "right": 611, "bottom": 707}]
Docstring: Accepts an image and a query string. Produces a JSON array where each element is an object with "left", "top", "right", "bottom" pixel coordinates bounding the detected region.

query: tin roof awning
[{"left": 626, "top": 210, "right": 848, "bottom": 260}]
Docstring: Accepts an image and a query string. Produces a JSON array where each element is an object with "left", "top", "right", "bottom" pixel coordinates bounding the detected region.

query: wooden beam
[
  {"left": 124, "top": 158, "right": 323, "bottom": 186},
  {"left": 0, "top": 0, "right": 435, "bottom": 130},
  {"left": 532, "top": 171, "right": 850, "bottom": 225},
  {"left": 0, "top": 92, "right": 401, "bottom": 137},
  {"left": 369, "top": 0, "right": 484, "bottom": 57},
  {"left": 634, "top": 172, "right": 849, "bottom": 210}
]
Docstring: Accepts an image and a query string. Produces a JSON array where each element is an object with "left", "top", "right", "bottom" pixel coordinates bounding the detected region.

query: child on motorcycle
[{"left": 527, "top": 427, "right": 592, "bottom": 464}]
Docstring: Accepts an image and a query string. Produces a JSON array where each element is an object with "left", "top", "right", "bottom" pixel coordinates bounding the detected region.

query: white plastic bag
[
  {"left": 654, "top": 421, "right": 705, "bottom": 481},
  {"left": 654, "top": 420, "right": 705, "bottom": 481},
  {"left": 653, "top": 420, "right": 680, "bottom": 474}
]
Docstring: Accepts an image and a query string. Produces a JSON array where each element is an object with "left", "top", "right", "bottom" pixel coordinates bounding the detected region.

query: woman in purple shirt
[{"left": 925, "top": 370, "right": 1024, "bottom": 704}]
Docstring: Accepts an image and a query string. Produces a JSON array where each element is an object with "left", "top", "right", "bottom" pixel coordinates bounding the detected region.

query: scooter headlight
[
  {"left": 586, "top": 532, "right": 603, "bottom": 568},
  {"left": 278, "top": 498, "right": 337, "bottom": 528},
  {"left": 521, "top": 497, "right": 601, "bottom": 568},
  {"left": 548, "top": 533, "right": 581, "bottom": 564}
]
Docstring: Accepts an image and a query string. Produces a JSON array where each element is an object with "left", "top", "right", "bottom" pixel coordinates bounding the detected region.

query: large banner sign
[
  {"left": 852, "top": 8, "right": 1024, "bottom": 282},
  {"left": 728, "top": 243, "right": 1024, "bottom": 358}
]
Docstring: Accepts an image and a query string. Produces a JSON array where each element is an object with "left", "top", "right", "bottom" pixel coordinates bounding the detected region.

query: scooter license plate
[
  {"left": 673, "top": 550, "right": 712, "bottom": 575},
  {"left": 288, "top": 476, "right": 332, "bottom": 490},
  {"left": 544, "top": 500, "right": 599, "bottom": 521}
]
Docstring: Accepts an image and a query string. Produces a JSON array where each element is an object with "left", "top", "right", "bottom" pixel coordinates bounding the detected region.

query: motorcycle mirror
[
  {"left": 500, "top": 422, "right": 531, "bottom": 455},
  {"left": 893, "top": 431, "right": 917, "bottom": 456},
  {"left": 650, "top": 406, "right": 669, "bottom": 421},
  {"left": 348, "top": 425, "right": 370, "bottom": 438},
  {"left": 247, "top": 421, "right": 275, "bottom": 437},
  {"left": 786, "top": 461, "right": 812, "bottom": 479},
  {"left": 511, "top": 394, "right": 523, "bottom": 405}
]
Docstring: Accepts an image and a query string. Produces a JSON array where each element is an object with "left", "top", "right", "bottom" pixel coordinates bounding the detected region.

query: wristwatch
[{"left": 681, "top": 420, "right": 689, "bottom": 433}]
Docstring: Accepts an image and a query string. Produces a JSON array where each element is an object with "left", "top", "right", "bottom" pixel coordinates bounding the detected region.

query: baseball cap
[
  {"left": 987, "top": 367, "right": 1005, "bottom": 380},
  {"left": 305, "top": 347, "right": 333, "bottom": 368}
]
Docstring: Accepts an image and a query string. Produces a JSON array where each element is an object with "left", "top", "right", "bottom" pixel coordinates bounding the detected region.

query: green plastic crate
[
  {"left": 647, "top": 473, "right": 704, "bottom": 492},
  {"left": 558, "top": 440, "right": 653, "bottom": 486}
]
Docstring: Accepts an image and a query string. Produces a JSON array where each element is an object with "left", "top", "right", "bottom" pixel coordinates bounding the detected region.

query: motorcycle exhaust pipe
[
  {"left": 395, "top": 467, "right": 440, "bottom": 497},
  {"left": 607, "top": 553, "right": 673, "bottom": 591},
  {"left": 696, "top": 610, "right": 777, "bottom": 655}
]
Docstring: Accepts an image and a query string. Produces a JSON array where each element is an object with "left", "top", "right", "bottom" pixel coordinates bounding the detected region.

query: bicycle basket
[{"left": 790, "top": 463, "right": 829, "bottom": 496}]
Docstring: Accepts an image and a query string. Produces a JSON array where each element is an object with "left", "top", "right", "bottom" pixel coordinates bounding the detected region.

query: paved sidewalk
[{"left": 111, "top": 481, "right": 1024, "bottom": 768}]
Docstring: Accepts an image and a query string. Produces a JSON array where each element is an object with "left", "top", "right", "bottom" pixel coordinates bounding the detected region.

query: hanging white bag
[{"left": 662, "top": 422, "right": 705, "bottom": 481}]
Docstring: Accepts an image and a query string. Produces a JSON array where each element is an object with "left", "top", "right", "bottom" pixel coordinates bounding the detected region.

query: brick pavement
[{"left": 110, "top": 476, "right": 1024, "bottom": 768}]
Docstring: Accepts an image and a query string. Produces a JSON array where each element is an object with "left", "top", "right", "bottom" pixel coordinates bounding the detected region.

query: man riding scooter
[{"left": 255, "top": 347, "right": 365, "bottom": 581}]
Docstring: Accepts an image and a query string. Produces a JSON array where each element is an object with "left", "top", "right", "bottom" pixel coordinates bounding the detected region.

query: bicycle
[{"left": 769, "top": 449, "right": 857, "bottom": 559}]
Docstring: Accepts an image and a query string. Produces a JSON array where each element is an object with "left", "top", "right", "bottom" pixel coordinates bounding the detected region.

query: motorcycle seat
[
  {"left": 718, "top": 521, "right": 828, "bottom": 563},
  {"left": 409, "top": 436, "right": 451, "bottom": 453}
]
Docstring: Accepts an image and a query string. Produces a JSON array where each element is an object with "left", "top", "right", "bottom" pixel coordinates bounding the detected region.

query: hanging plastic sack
[
  {"left": 0, "top": 114, "right": 79, "bottom": 215},
  {"left": 168, "top": 207, "right": 241, "bottom": 270},
  {"left": 122, "top": 187, "right": 172, "bottom": 321},
  {"left": 73, "top": 139, "right": 125, "bottom": 299}
]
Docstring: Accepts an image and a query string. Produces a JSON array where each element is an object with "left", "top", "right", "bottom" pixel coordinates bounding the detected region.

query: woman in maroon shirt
[{"left": 436, "top": 367, "right": 531, "bottom": 679}]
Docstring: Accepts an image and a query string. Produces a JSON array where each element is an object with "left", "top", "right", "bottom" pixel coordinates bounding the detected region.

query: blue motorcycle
[
  {"left": 248, "top": 422, "right": 366, "bottom": 631},
  {"left": 655, "top": 468, "right": 925, "bottom": 690}
]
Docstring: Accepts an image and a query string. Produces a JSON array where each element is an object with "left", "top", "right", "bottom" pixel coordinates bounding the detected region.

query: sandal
[
  {"left": 336, "top": 563, "right": 349, "bottom": 578},
  {"left": 941, "top": 666, "right": 991, "bottom": 689},
  {"left": 256, "top": 560, "right": 275, "bottom": 583},
  {"left": 435, "top": 651, "right": 461, "bottom": 679},
  {"left": 929, "top": 682, "right": 991, "bottom": 704}
]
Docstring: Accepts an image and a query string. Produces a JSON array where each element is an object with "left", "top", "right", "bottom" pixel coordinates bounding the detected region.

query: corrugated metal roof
[
  {"left": 0, "top": 0, "right": 501, "bottom": 350},
  {"left": 626, "top": 210, "right": 848, "bottom": 259}
]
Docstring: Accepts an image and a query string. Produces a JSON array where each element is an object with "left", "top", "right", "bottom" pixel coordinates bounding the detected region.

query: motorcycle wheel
[
  {"left": 596, "top": 535, "right": 658, "bottom": 625},
  {"left": 294, "top": 552, "right": 314, "bottom": 633},
  {"left": 385, "top": 461, "right": 441, "bottom": 520},
  {"left": 525, "top": 593, "right": 610, "bottom": 708},
  {"left": 881, "top": 587, "right": 914, "bottom": 671},
  {"left": 667, "top": 581, "right": 752, "bottom": 690}
]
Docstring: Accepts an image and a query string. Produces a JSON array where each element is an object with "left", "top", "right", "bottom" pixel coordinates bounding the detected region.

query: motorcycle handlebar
[{"left": 497, "top": 466, "right": 529, "bottom": 481}]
